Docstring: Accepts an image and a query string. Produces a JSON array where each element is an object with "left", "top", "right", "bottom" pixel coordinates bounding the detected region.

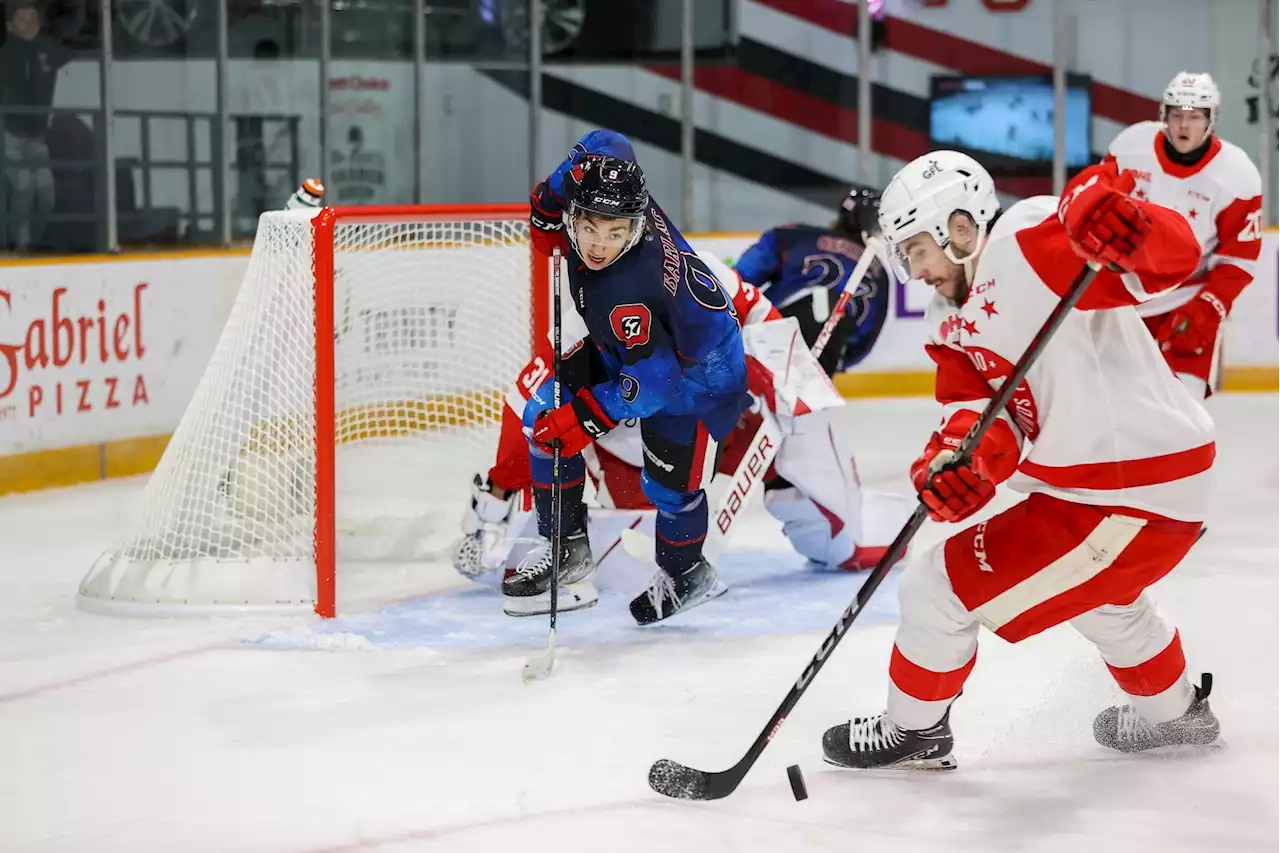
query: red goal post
[{"left": 311, "top": 204, "right": 549, "bottom": 616}]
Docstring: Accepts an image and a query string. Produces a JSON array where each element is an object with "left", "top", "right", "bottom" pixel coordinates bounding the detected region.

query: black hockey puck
[{"left": 786, "top": 764, "right": 808, "bottom": 801}]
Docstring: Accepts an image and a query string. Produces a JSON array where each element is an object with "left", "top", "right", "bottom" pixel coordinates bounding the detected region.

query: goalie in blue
[
  {"left": 734, "top": 187, "right": 890, "bottom": 375},
  {"left": 503, "top": 132, "right": 752, "bottom": 625}
]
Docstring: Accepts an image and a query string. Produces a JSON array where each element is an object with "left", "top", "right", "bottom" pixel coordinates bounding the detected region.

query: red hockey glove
[
  {"left": 1058, "top": 164, "right": 1153, "bottom": 272},
  {"left": 530, "top": 388, "right": 617, "bottom": 457},
  {"left": 529, "top": 188, "right": 567, "bottom": 257},
  {"left": 1156, "top": 290, "right": 1228, "bottom": 357},
  {"left": 745, "top": 355, "right": 777, "bottom": 412},
  {"left": 910, "top": 411, "right": 1020, "bottom": 523}
]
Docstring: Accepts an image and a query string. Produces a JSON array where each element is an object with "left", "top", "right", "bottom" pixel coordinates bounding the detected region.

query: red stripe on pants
[
  {"left": 889, "top": 644, "right": 977, "bottom": 702},
  {"left": 687, "top": 422, "right": 712, "bottom": 492},
  {"left": 1106, "top": 631, "right": 1187, "bottom": 697}
]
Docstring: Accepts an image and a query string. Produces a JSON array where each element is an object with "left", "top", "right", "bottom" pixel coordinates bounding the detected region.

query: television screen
[{"left": 929, "top": 75, "right": 1093, "bottom": 171}]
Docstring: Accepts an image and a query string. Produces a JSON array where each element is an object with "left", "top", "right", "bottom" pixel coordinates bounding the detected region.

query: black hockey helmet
[
  {"left": 837, "top": 186, "right": 882, "bottom": 242},
  {"left": 566, "top": 155, "right": 649, "bottom": 265}
]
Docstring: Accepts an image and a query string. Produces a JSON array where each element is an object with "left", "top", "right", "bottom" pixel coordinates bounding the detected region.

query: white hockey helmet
[
  {"left": 1160, "top": 71, "right": 1220, "bottom": 135},
  {"left": 877, "top": 151, "right": 1000, "bottom": 279}
]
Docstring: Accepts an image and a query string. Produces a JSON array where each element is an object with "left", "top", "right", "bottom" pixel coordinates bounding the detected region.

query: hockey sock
[
  {"left": 530, "top": 450, "right": 587, "bottom": 539},
  {"left": 655, "top": 492, "right": 709, "bottom": 574}
]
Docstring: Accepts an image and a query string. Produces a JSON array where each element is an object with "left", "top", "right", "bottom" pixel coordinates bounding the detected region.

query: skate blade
[
  {"left": 503, "top": 581, "right": 599, "bottom": 617},
  {"left": 822, "top": 753, "right": 959, "bottom": 772},
  {"left": 1106, "top": 738, "right": 1224, "bottom": 757}
]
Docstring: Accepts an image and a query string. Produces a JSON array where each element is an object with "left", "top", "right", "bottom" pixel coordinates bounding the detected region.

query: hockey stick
[
  {"left": 622, "top": 237, "right": 886, "bottom": 565},
  {"left": 523, "top": 248, "right": 564, "bottom": 683},
  {"left": 649, "top": 261, "right": 1103, "bottom": 800}
]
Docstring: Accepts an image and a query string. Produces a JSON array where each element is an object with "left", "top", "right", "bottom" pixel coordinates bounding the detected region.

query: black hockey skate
[
  {"left": 1093, "top": 673, "right": 1220, "bottom": 753},
  {"left": 822, "top": 705, "right": 958, "bottom": 770},
  {"left": 501, "top": 530, "right": 598, "bottom": 617},
  {"left": 629, "top": 559, "right": 728, "bottom": 625}
]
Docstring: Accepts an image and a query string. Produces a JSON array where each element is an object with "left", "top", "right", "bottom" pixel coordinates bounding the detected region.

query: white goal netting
[{"left": 80, "top": 206, "right": 534, "bottom": 614}]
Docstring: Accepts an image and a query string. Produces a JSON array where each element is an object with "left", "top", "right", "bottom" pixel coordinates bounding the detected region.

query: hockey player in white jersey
[
  {"left": 821, "top": 151, "right": 1221, "bottom": 771},
  {"left": 1105, "top": 72, "right": 1264, "bottom": 398}
]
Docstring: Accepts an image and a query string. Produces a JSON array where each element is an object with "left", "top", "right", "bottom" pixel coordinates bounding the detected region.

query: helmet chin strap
[{"left": 942, "top": 221, "right": 989, "bottom": 291}]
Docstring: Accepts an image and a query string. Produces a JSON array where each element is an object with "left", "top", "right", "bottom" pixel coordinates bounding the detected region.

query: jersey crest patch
[{"left": 610, "top": 303, "right": 652, "bottom": 349}]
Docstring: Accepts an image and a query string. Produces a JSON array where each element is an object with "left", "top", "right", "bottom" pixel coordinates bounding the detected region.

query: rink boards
[{"left": 0, "top": 232, "right": 1276, "bottom": 495}]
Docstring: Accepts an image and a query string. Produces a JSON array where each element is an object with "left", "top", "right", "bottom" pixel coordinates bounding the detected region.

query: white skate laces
[
  {"left": 1093, "top": 675, "right": 1220, "bottom": 752},
  {"left": 644, "top": 570, "right": 682, "bottom": 619},
  {"left": 1114, "top": 704, "right": 1154, "bottom": 744},
  {"left": 848, "top": 715, "right": 905, "bottom": 753},
  {"left": 515, "top": 543, "right": 554, "bottom": 580}
]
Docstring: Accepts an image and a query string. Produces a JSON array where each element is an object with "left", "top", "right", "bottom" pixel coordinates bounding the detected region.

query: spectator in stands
[{"left": 1, "top": 0, "right": 72, "bottom": 251}]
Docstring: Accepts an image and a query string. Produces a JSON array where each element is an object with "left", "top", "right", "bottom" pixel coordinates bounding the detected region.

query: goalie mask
[
  {"left": 565, "top": 155, "right": 649, "bottom": 269},
  {"left": 878, "top": 151, "right": 1000, "bottom": 284}
]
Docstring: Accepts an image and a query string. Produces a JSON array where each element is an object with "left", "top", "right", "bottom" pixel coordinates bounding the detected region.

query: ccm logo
[{"left": 715, "top": 433, "right": 775, "bottom": 533}]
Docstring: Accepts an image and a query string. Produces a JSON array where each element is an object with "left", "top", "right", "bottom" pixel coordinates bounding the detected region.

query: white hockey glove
[{"left": 451, "top": 474, "right": 518, "bottom": 579}]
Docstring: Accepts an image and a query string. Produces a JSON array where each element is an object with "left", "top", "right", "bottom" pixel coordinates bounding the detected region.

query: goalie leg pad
[
  {"left": 769, "top": 411, "right": 865, "bottom": 566},
  {"left": 763, "top": 485, "right": 854, "bottom": 567}
]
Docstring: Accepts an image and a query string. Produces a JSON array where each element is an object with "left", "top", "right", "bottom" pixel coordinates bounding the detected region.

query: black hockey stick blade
[
  {"left": 648, "top": 758, "right": 723, "bottom": 801},
  {"left": 648, "top": 261, "right": 1102, "bottom": 801},
  {"left": 647, "top": 503, "right": 927, "bottom": 801}
]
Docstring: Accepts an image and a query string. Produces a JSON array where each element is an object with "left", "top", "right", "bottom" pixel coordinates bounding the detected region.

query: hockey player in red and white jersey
[
  {"left": 451, "top": 243, "right": 914, "bottom": 612},
  {"left": 821, "top": 150, "right": 1221, "bottom": 770},
  {"left": 1105, "top": 72, "right": 1264, "bottom": 398}
]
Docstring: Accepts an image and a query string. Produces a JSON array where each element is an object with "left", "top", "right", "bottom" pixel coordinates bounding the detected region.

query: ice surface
[{"left": 0, "top": 396, "right": 1275, "bottom": 853}]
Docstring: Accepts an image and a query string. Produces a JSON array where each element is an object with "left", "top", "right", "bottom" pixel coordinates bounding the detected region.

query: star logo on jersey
[
  {"left": 610, "top": 303, "right": 652, "bottom": 349},
  {"left": 981, "top": 299, "right": 998, "bottom": 318},
  {"left": 961, "top": 319, "right": 980, "bottom": 336},
  {"left": 1134, "top": 188, "right": 1148, "bottom": 200},
  {"left": 1188, "top": 208, "right": 1199, "bottom": 220}
]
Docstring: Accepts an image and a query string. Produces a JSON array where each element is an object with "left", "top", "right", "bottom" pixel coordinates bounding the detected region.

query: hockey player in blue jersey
[
  {"left": 502, "top": 133, "right": 752, "bottom": 625},
  {"left": 734, "top": 187, "right": 890, "bottom": 375}
]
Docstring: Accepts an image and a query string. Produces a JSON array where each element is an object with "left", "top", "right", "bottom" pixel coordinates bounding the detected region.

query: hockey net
[{"left": 80, "top": 204, "right": 545, "bottom": 616}]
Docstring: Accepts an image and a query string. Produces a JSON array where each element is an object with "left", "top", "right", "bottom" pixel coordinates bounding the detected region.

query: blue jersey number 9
[{"left": 681, "top": 251, "right": 737, "bottom": 319}]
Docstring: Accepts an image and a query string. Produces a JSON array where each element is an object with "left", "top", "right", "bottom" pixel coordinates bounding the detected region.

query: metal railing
[{"left": 0, "top": 104, "right": 301, "bottom": 253}]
